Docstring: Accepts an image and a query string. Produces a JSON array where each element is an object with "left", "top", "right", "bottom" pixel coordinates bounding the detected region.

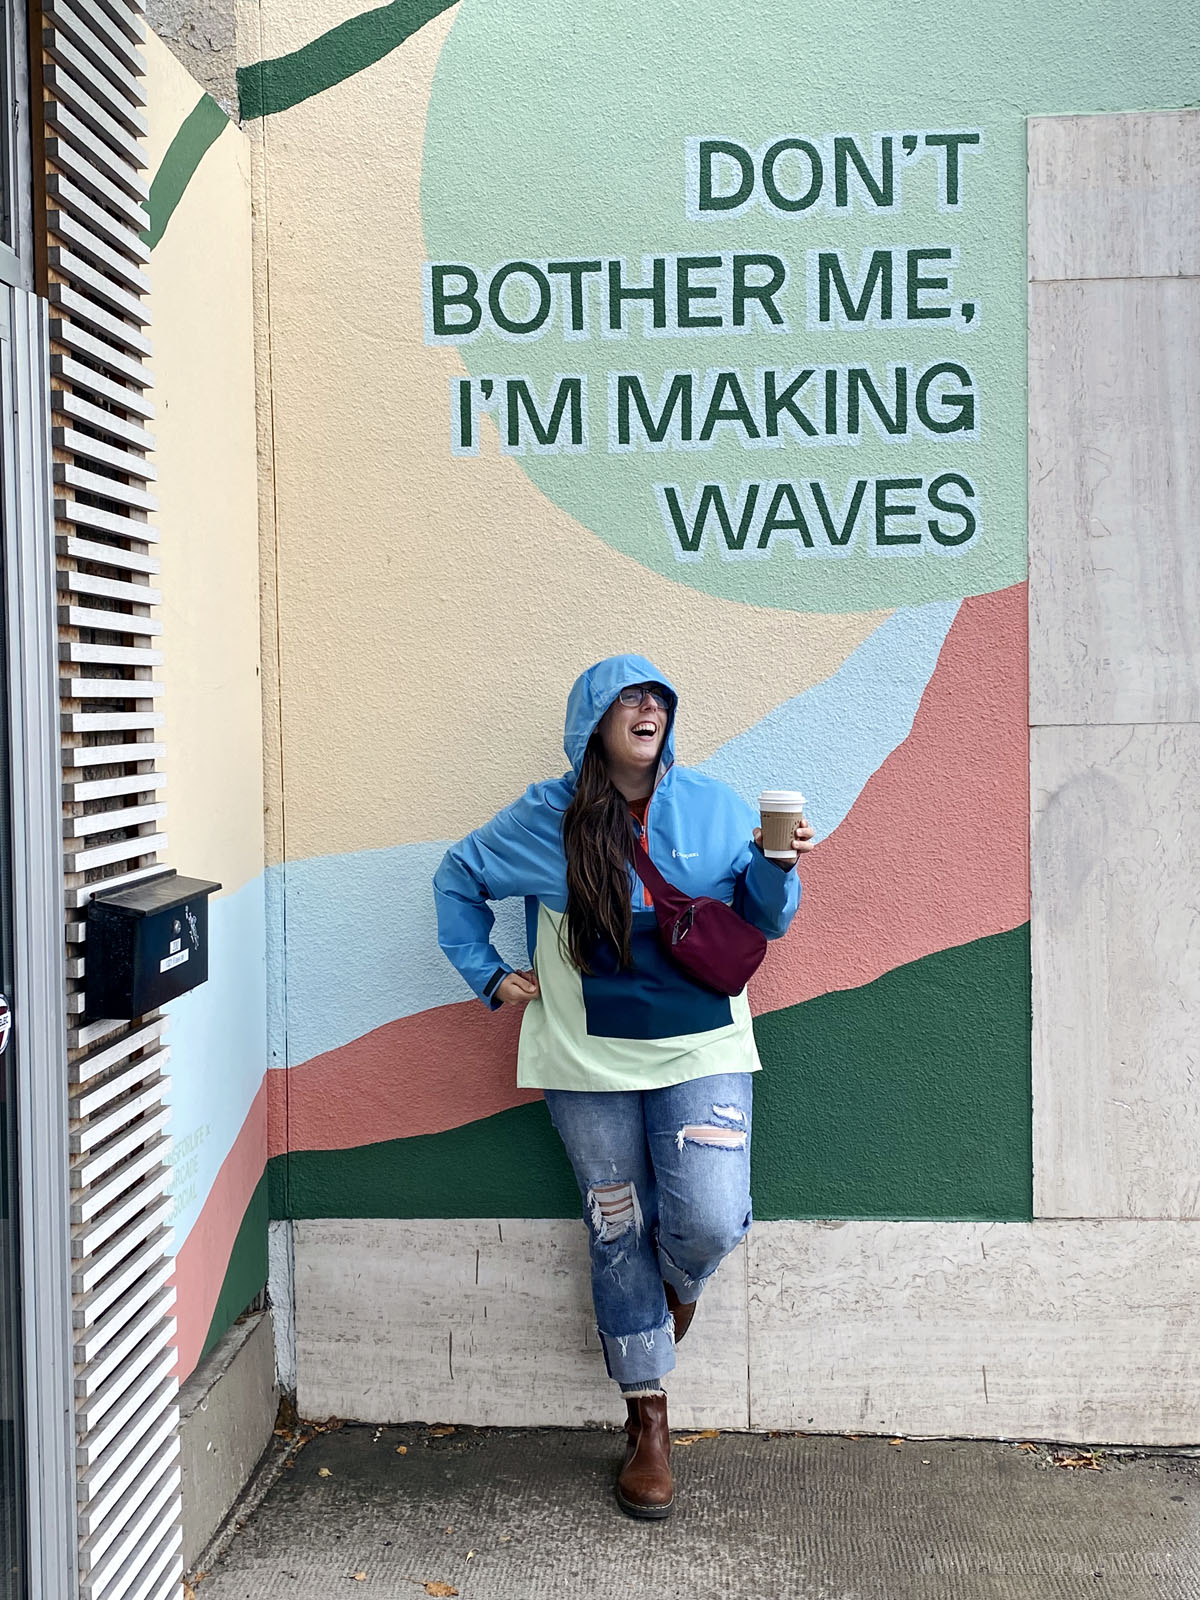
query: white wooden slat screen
[{"left": 38, "top": 0, "right": 183, "bottom": 1585}]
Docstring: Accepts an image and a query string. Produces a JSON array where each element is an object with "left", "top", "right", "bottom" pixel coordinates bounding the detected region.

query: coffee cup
[{"left": 758, "top": 789, "right": 807, "bottom": 859}]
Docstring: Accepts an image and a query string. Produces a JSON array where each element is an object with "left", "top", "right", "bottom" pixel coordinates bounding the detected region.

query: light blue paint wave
[
  {"left": 280, "top": 600, "right": 958, "bottom": 1067},
  {"left": 272, "top": 843, "right": 529, "bottom": 1069},
  {"left": 698, "top": 600, "right": 959, "bottom": 838},
  {"left": 163, "top": 875, "right": 269, "bottom": 1252}
]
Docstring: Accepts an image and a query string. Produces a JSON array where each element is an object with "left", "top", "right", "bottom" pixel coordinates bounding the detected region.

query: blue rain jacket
[{"left": 433, "top": 655, "right": 802, "bottom": 1052}]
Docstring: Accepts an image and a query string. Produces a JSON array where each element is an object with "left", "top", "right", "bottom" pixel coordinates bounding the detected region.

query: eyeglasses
[{"left": 617, "top": 683, "right": 670, "bottom": 711}]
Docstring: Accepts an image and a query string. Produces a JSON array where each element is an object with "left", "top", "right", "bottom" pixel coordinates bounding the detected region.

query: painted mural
[
  {"left": 232, "top": 0, "right": 1195, "bottom": 1228},
  {"left": 144, "top": 32, "right": 268, "bottom": 1381}
]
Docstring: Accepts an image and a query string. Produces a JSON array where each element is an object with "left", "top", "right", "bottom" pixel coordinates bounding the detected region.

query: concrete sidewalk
[{"left": 189, "top": 1421, "right": 1200, "bottom": 1600}]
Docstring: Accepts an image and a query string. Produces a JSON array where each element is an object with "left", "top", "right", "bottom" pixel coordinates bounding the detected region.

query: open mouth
[{"left": 632, "top": 721, "right": 658, "bottom": 740}]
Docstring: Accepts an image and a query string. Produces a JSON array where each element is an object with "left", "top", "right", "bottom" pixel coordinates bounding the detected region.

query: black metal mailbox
[{"left": 86, "top": 871, "right": 222, "bottom": 1019}]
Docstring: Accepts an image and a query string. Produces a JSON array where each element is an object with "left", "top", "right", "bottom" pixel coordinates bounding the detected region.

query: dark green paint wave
[
  {"left": 752, "top": 923, "right": 1032, "bottom": 1220},
  {"left": 198, "top": 1172, "right": 270, "bottom": 1366},
  {"left": 269, "top": 1098, "right": 581, "bottom": 1221},
  {"left": 238, "top": 0, "right": 455, "bottom": 123},
  {"left": 271, "top": 925, "right": 1032, "bottom": 1222},
  {"left": 144, "top": 93, "right": 228, "bottom": 252}
]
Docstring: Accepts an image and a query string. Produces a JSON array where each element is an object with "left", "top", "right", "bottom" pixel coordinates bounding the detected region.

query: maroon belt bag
[{"left": 634, "top": 840, "right": 768, "bottom": 997}]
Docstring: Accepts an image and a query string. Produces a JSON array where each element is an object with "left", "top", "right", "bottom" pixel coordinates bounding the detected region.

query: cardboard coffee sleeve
[{"left": 758, "top": 789, "right": 806, "bottom": 859}]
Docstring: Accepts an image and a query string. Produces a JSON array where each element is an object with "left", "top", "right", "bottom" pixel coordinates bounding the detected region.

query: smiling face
[{"left": 597, "top": 683, "right": 670, "bottom": 778}]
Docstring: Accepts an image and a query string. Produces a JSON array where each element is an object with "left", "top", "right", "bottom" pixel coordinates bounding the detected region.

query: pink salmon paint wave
[
  {"left": 269, "top": 584, "right": 1027, "bottom": 1158},
  {"left": 171, "top": 1082, "right": 267, "bottom": 1382},
  {"left": 268, "top": 1000, "right": 538, "bottom": 1161},
  {"left": 748, "top": 581, "right": 1028, "bottom": 1013}
]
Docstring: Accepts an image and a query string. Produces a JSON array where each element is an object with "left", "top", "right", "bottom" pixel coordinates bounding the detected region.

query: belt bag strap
[{"left": 632, "top": 839, "right": 687, "bottom": 912}]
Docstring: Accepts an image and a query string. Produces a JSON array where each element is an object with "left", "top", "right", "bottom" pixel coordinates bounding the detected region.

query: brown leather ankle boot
[
  {"left": 664, "top": 1281, "right": 697, "bottom": 1343},
  {"left": 616, "top": 1393, "right": 673, "bottom": 1519}
]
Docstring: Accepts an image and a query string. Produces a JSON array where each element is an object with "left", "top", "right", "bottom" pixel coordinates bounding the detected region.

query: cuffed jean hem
[{"left": 598, "top": 1312, "right": 676, "bottom": 1387}]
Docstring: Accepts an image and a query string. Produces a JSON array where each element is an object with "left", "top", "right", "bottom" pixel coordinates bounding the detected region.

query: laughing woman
[{"left": 433, "top": 654, "right": 812, "bottom": 1519}]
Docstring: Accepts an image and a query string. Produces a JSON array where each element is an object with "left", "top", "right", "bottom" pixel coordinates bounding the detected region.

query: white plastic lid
[{"left": 758, "top": 789, "right": 806, "bottom": 807}]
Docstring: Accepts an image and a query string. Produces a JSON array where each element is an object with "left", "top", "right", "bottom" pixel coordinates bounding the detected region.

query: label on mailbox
[{"left": 160, "top": 949, "right": 190, "bottom": 974}]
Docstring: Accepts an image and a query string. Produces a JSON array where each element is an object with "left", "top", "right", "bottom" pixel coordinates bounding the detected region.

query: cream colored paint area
[
  {"left": 147, "top": 32, "right": 265, "bottom": 896},
  {"left": 256, "top": 10, "right": 888, "bottom": 863}
]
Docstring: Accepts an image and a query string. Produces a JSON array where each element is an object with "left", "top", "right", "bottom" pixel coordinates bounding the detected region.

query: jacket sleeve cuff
[
  {"left": 744, "top": 844, "right": 800, "bottom": 937},
  {"left": 482, "top": 966, "right": 510, "bottom": 1009}
]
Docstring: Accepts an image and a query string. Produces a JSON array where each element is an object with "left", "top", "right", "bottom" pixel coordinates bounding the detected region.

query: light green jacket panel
[{"left": 516, "top": 904, "right": 762, "bottom": 1093}]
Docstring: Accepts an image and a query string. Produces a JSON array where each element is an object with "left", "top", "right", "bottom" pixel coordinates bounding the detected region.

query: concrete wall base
[
  {"left": 293, "top": 1217, "right": 1200, "bottom": 1445},
  {"left": 178, "top": 1308, "right": 280, "bottom": 1571}
]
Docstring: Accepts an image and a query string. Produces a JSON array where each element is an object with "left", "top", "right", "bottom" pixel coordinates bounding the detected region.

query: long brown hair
[{"left": 561, "top": 734, "right": 637, "bottom": 973}]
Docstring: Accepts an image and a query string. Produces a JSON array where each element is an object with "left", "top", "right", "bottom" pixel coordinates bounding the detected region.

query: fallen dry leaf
[
  {"left": 396, "top": 1445, "right": 408, "bottom": 1455},
  {"left": 317, "top": 1467, "right": 332, "bottom": 1478},
  {"left": 429, "top": 1425, "right": 456, "bottom": 1437},
  {"left": 888, "top": 1438, "right": 904, "bottom": 1446},
  {"left": 423, "top": 1585, "right": 458, "bottom": 1597},
  {"left": 673, "top": 1428, "right": 720, "bottom": 1446},
  {"left": 1016, "top": 1442, "right": 1038, "bottom": 1452},
  {"left": 1054, "top": 1452, "right": 1101, "bottom": 1470},
  {"left": 352, "top": 1575, "right": 367, "bottom": 1583}
]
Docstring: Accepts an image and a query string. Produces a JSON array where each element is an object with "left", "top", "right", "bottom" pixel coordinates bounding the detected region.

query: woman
[{"left": 433, "top": 654, "right": 813, "bottom": 1519}]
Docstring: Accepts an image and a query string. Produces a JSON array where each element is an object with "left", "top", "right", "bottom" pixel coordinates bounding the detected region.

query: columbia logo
[{"left": 672, "top": 849, "right": 699, "bottom": 860}]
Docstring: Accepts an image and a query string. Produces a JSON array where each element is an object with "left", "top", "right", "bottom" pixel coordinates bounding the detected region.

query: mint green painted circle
[{"left": 420, "top": 0, "right": 1196, "bottom": 614}]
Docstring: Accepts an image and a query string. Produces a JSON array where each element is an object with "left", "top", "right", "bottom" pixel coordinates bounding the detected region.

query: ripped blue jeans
[{"left": 544, "top": 1072, "right": 753, "bottom": 1390}]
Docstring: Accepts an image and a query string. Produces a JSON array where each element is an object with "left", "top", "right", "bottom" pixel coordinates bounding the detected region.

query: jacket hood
[{"left": 563, "top": 654, "right": 678, "bottom": 776}]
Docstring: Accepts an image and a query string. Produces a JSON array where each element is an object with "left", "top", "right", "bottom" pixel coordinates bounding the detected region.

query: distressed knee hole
[
  {"left": 587, "top": 1180, "right": 643, "bottom": 1242},
  {"left": 675, "top": 1124, "right": 748, "bottom": 1152}
]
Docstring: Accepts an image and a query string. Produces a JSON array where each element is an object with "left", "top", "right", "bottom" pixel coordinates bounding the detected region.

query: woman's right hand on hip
[{"left": 496, "top": 970, "right": 540, "bottom": 1006}]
